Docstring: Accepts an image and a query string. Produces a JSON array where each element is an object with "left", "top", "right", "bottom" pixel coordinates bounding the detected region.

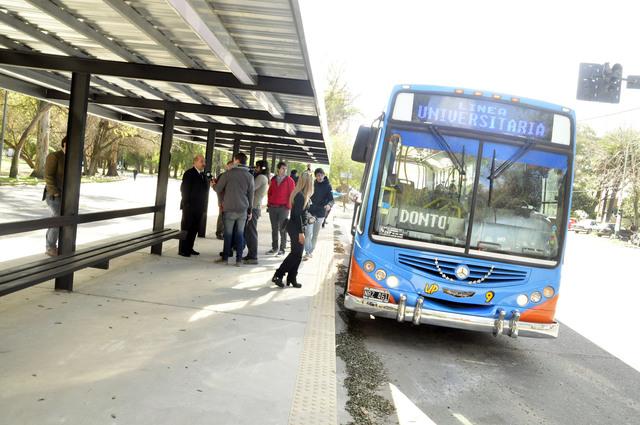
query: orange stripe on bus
[
  {"left": 346, "top": 257, "right": 396, "bottom": 303},
  {"left": 520, "top": 295, "right": 559, "bottom": 323}
]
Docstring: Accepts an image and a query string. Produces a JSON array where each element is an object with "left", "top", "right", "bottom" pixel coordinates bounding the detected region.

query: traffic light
[{"left": 576, "top": 62, "right": 623, "bottom": 103}]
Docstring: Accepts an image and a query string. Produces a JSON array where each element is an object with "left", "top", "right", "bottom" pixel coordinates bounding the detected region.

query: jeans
[
  {"left": 223, "top": 211, "right": 247, "bottom": 260},
  {"left": 45, "top": 196, "right": 61, "bottom": 250},
  {"left": 244, "top": 208, "right": 260, "bottom": 259},
  {"left": 304, "top": 217, "right": 325, "bottom": 255},
  {"left": 268, "top": 206, "right": 289, "bottom": 251},
  {"left": 275, "top": 225, "right": 304, "bottom": 283}
]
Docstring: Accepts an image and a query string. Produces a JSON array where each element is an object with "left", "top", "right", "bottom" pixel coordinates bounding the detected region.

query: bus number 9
[{"left": 485, "top": 291, "right": 495, "bottom": 303}]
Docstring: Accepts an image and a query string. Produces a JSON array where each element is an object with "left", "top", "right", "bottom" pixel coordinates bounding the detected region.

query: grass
[
  {"left": 0, "top": 176, "right": 40, "bottom": 186},
  {"left": 0, "top": 175, "right": 126, "bottom": 186}
]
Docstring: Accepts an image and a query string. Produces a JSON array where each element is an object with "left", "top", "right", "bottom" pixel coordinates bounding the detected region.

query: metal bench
[{"left": 0, "top": 228, "right": 182, "bottom": 297}]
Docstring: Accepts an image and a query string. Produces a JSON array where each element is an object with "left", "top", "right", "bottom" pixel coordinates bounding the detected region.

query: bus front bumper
[{"left": 344, "top": 294, "right": 559, "bottom": 339}]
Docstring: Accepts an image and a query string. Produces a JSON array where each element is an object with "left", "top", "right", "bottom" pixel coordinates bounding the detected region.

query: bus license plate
[{"left": 363, "top": 288, "right": 390, "bottom": 303}]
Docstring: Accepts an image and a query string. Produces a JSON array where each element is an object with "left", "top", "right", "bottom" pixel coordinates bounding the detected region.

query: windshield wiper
[
  {"left": 488, "top": 139, "right": 536, "bottom": 181},
  {"left": 487, "top": 139, "right": 536, "bottom": 206},
  {"left": 426, "top": 124, "right": 466, "bottom": 177}
]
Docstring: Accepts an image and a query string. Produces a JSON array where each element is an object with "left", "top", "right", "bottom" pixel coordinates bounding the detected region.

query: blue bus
[{"left": 345, "top": 85, "right": 575, "bottom": 338}]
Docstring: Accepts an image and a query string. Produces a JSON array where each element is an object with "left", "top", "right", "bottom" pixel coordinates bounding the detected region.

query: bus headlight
[
  {"left": 386, "top": 275, "right": 399, "bottom": 288},
  {"left": 363, "top": 261, "right": 375, "bottom": 273},
  {"left": 516, "top": 294, "right": 529, "bottom": 307},
  {"left": 374, "top": 269, "right": 387, "bottom": 281},
  {"left": 543, "top": 286, "right": 555, "bottom": 298},
  {"left": 530, "top": 291, "right": 542, "bottom": 303}
]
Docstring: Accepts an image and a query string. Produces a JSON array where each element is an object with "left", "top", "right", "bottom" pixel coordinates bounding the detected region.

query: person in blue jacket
[{"left": 303, "top": 168, "right": 334, "bottom": 260}]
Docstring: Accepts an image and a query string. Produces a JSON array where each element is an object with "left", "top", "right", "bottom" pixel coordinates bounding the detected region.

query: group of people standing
[{"left": 178, "top": 154, "right": 333, "bottom": 289}]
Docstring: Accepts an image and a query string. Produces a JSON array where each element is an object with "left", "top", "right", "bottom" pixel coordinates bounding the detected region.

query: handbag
[{"left": 303, "top": 210, "right": 316, "bottom": 226}]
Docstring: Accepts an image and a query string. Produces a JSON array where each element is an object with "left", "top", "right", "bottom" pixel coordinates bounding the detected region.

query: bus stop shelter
[{"left": 0, "top": 0, "right": 328, "bottom": 292}]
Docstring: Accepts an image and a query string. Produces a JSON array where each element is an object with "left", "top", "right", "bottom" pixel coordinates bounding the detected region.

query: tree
[
  {"left": 573, "top": 125, "right": 640, "bottom": 226},
  {"left": 324, "top": 65, "right": 359, "bottom": 136},
  {"left": 324, "top": 66, "right": 363, "bottom": 193},
  {"left": 6, "top": 96, "right": 52, "bottom": 178},
  {"left": 31, "top": 100, "right": 51, "bottom": 178},
  {"left": 170, "top": 140, "right": 205, "bottom": 178}
]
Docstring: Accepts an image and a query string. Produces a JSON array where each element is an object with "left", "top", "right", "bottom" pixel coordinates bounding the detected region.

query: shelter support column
[
  {"left": 55, "top": 72, "right": 90, "bottom": 291},
  {"left": 150, "top": 109, "right": 175, "bottom": 255},
  {"left": 199, "top": 126, "right": 216, "bottom": 237},
  {"left": 249, "top": 145, "right": 256, "bottom": 167},
  {"left": 271, "top": 152, "right": 276, "bottom": 173},
  {"left": 232, "top": 137, "right": 240, "bottom": 157}
]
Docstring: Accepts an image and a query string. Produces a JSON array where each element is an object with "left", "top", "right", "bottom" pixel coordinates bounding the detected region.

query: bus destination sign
[{"left": 411, "top": 94, "right": 554, "bottom": 141}]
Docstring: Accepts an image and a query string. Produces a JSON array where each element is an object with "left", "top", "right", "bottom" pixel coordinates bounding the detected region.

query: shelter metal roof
[{"left": 0, "top": 0, "right": 328, "bottom": 163}]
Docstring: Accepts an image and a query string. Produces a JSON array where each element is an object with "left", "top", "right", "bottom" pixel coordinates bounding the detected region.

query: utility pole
[{"left": 0, "top": 90, "right": 8, "bottom": 174}]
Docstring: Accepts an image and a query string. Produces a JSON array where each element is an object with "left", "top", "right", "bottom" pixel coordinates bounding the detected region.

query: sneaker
[
  {"left": 307, "top": 253, "right": 313, "bottom": 259},
  {"left": 243, "top": 258, "right": 258, "bottom": 265},
  {"left": 266, "top": 249, "right": 277, "bottom": 255},
  {"left": 214, "top": 258, "right": 229, "bottom": 265},
  {"left": 277, "top": 250, "right": 285, "bottom": 256},
  {"left": 235, "top": 259, "right": 242, "bottom": 267},
  {"left": 45, "top": 248, "right": 58, "bottom": 257},
  {"left": 303, "top": 254, "right": 310, "bottom": 261}
]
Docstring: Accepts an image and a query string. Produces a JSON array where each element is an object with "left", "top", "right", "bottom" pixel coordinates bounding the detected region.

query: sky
[{"left": 298, "top": 0, "right": 640, "bottom": 137}]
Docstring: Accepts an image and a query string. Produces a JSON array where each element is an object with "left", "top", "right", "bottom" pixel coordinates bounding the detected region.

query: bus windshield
[{"left": 372, "top": 128, "right": 569, "bottom": 263}]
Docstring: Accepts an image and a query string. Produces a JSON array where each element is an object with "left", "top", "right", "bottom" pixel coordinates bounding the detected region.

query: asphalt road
[{"left": 334, "top": 217, "right": 640, "bottom": 425}]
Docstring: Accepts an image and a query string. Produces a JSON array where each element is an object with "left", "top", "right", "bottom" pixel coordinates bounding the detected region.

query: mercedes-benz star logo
[{"left": 455, "top": 265, "right": 470, "bottom": 280}]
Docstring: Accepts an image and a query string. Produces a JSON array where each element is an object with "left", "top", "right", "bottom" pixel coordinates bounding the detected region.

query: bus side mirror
[{"left": 351, "top": 125, "right": 376, "bottom": 163}]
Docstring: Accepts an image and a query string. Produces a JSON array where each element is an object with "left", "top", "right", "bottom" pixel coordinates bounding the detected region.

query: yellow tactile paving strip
[{"left": 288, "top": 238, "right": 337, "bottom": 425}]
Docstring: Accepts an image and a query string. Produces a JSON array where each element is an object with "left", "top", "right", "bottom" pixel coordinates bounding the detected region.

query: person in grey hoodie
[{"left": 214, "top": 152, "right": 254, "bottom": 266}]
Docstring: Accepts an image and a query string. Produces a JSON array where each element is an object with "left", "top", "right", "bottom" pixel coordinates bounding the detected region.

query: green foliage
[
  {"left": 324, "top": 66, "right": 359, "bottom": 136},
  {"left": 324, "top": 66, "right": 364, "bottom": 192},
  {"left": 328, "top": 134, "right": 364, "bottom": 192},
  {"left": 170, "top": 140, "right": 205, "bottom": 178},
  {"left": 573, "top": 125, "right": 640, "bottom": 227}
]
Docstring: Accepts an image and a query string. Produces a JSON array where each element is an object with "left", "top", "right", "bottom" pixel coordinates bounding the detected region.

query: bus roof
[{"left": 391, "top": 84, "right": 575, "bottom": 117}]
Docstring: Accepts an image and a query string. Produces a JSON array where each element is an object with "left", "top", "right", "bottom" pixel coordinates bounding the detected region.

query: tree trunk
[
  {"left": 31, "top": 103, "right": 50, "bottom": 179},
  {"left": 633, "top": 190, "right": 639, "bottom": 230},
  {"left": 9, "top": 102, "right": 52, "bottom": 178},
  {"left": 605, "top": 188, "right": 618, "bottom": 222},
  {"left": 87, "top": 156, "right": 99, "bottom": 176},
  {"left": 106, "top": 139, "right": 119, "bottom": 176}
]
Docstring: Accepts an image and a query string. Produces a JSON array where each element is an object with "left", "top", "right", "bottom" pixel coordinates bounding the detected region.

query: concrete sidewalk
[{"left": 0, "top": 213, "right": 337, "bottom": 425}]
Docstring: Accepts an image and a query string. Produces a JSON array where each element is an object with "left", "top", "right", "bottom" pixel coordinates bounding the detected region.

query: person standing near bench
[
  {"left": 178, "top": 154, "right": 208, "bottom": 257},
  {"left": 243, "top": 160, "right": 269, "bottom": 264},
  {"left": 304, "top": 168, "right": 334, "bottom": 260},
  {"left": 43, "top": 136, "right": 66, "bottom": 257},
  {"left": 267, "top": 161, "right": 295, "bottom": 256},
  {"left": 215, "top": 152, "right": 254, "bottom": 266}
]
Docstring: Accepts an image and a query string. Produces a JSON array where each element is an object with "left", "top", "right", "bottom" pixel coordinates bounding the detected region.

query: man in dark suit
[{"left": 179, "top": 154, "right": 208, "bottom": 257}]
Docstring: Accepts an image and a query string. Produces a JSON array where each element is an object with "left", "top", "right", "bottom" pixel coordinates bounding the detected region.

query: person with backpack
[
  {"left": 266, "top": 161, "right": 295, "bottom": 256},
  {"left": 303, "top": 168, "right": 334, "bottom": 260}
]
